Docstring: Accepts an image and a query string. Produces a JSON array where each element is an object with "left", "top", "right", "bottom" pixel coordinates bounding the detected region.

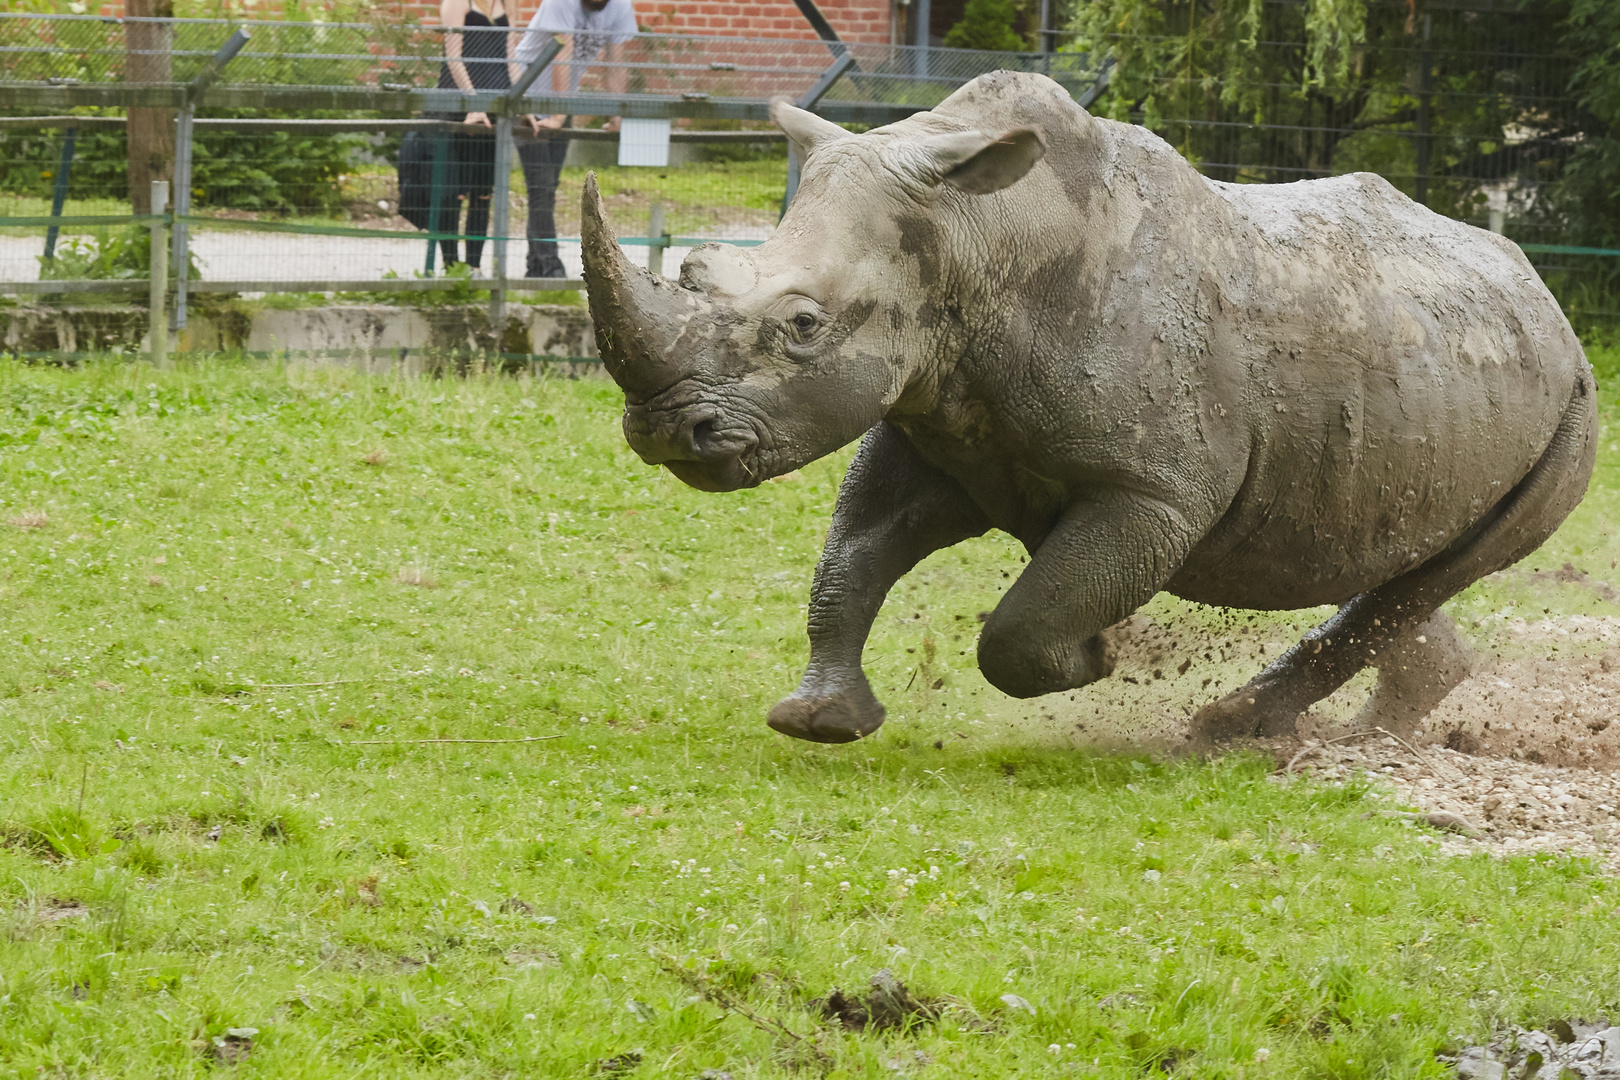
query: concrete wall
[{"left": 0, "top": 301, "right": 600, "bottom": 375}]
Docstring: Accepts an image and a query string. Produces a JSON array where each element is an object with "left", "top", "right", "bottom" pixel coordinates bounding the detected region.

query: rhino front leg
[
  {"left": 768, "top": 423, "right": 989, "bottom": 744},
  {"left": 978, "top": 492, "right": 1194, "bottom": 698}
]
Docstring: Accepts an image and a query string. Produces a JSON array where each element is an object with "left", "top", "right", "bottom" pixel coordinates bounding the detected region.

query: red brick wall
[
  {"left": 640, "top": 0, "right": 893, "bottom": 43},
  {"left": 95, "top": 0, "right": 897, "bottom": 44}
]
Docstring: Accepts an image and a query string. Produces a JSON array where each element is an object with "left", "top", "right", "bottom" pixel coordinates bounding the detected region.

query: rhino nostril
[{"left": 690, "top": 418, "right": 717, "bottom": 455}]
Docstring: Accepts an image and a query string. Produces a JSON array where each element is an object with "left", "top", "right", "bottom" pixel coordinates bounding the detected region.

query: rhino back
[
  {"left": 1164, "top": 170, "right": 1588, "bottom": 608},
  {"left": 898, "top": 80, "right": 1588, "bottom": 608}
]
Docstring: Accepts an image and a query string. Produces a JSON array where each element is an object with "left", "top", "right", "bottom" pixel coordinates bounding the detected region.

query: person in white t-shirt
[{"left": 512, "top": 0, "right": 639, "bottom": 277}]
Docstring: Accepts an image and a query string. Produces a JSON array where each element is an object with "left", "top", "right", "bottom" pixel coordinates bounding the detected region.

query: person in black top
[{"left": 433, "top": 0, "right": 518, "bottom": 272}]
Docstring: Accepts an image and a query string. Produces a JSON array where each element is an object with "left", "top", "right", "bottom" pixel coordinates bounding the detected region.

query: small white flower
[
  {"left": 723, "top": 923, "right": 738, "bottom": 932},
  {"left": 887, "top": 869, "right": 901, "bottom": 879},
  {"left": 523, "top": 1013, "right": 537, "bottom": 1021},
  {"left": 1255, "top": 1048, "right": 1270, "bottom": 1064},
  {"left": 317, "top": 816, "right": 335, "bottom": 829},
  {"left": 757, "top": 874, "right": 766, "bottom": 884},
  {"left": 695, "top": 906, "right": 706, "bottom": 914},
  {"left": 562, "top": 858, "right": 574, "bottom": 865},
  {"left": 1048, "top": 1044, "right": 1062, "bottom": 1054},
  {"left": 905, "top": 877, "right": 917, "bottom": 888}
]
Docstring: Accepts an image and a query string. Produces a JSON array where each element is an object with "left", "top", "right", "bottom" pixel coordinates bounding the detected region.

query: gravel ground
[{"left": 1264, "top": 732, "right": 1620, "bottom": 872}]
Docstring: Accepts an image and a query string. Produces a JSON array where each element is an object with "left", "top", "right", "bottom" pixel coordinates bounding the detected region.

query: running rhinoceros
[{"left": 580, "top": 71, "right": 1595, "bottom": 747}]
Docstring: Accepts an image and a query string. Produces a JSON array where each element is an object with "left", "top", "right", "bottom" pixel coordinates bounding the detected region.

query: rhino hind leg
[
  {"left": 1188, "top": 378, "right": 1596, "bottom": 749},
  {"left": 1349, "top": 610, "right": 1472, "bottom": 739}
]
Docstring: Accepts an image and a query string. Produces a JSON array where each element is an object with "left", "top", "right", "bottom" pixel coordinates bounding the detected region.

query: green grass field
[{"left": 2, "top": 353, "right": 1620, "bottom": 1078}]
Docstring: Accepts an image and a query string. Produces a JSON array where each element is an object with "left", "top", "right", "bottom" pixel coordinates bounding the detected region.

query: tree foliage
[
  {"left": 1063, "top": 0, "right": 1612, "bottom": 221},
  {"left": 1559, "top": 0, "right": 1620, "bottom": 250},
  {"left": 1065, "top": 0, "right": 1620, "bottom": 331},
  {"left": 943, "top": 0, "right": 1031, "bottom": 53}
]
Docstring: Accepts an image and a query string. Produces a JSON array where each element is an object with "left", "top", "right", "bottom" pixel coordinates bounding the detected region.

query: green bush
[
  {"left": 943, "top": 0, "right": 1030, "bottom": 52},
  {"left": 37, "top": 224, "right": 200, "bottom": 281},
  {"left": 0, "top": 116, "right": 366, "bottom": 216}
]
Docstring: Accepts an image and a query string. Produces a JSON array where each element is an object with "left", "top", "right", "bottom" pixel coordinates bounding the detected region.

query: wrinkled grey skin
[{"left": 581, "top": 71, "right": 1596, "bottom": 747}]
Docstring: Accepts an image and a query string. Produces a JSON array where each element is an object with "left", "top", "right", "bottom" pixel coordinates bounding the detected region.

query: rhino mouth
[{"left": 622, "top": 400, "right": 764, "bottom": 492}]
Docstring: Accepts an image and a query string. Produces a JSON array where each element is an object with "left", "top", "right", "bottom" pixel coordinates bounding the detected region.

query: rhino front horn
[{"left": 580, "top": 172, "right": 708, "bottom": 401}]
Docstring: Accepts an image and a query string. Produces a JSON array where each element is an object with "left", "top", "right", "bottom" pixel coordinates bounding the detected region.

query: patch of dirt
[
  {"left": 209, "top": 1028, "right": 257, "bottom": 1066},
  {"left": 814, "top": 968, "right": 942, "bottom": 1032},
  {"left": 944, "top": 594, "right": 1620, "bottom": 871},
  {"left": 591, "top": 1051, "right": 642, "bottom": 1076},
  {"left": 973, "top": 604, "right": 1620, "bottom": 770},
  {"left": 38, "top": 899, "right": 88, "bottom": 922},
  {"left": 1267, "top": 731, "right": 1620, "bottom": 872}
]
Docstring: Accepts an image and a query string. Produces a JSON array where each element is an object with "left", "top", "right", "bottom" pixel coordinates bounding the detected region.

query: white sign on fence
[{"left": 617, "top": 118, "right": 671, "bottom": 167}]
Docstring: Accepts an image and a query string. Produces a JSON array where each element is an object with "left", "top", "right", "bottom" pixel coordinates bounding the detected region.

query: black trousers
[
  {"left": 428, "top": 122, "right": 495, "bottom": 271},
  {"left": 517, "top": 133, "right": 569, "bottom": 278}
]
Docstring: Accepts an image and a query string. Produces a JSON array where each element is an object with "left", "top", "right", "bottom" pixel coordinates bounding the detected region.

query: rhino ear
[
  {"left": 770, "top": 96, "right": 849, "bottom": 159},
  {"left": 892, "top": 127, "right": 1046, "bottom": 195}
]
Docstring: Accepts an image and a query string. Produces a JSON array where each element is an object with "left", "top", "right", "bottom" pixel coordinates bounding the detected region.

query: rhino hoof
[
  {"left": 767, "top": 694, "right": 886, "bottom": 744},
  {"left": 1187, "top": 690, "right": 1300, "bottom": 750}
]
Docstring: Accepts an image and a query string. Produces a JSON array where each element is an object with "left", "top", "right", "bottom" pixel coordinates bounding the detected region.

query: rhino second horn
[{"left": 580, "top": 172, "right": 709, "bottom": 400}]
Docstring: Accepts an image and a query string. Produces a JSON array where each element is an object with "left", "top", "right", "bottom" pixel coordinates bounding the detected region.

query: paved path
[{"left": 0, "top": 223, "right": 771, "bottom": 292}]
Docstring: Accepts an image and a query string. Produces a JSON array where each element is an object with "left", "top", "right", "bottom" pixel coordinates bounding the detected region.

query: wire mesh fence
[
  {"left": 0, "top": 121, "right": 787, "bottom": 287},
  {"left": 2, "top": 9, "right": 1614, "bottom": 343},
  {"left": 0, "top": 12, "right": 1106, "bottom": 346},
  {"left": 1071, "top": 3, "right": 1619, "bottom": 333}
]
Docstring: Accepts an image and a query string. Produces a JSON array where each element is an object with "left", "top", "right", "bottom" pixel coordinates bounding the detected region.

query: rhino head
[{"left": 581, "top": 96, "right": 1047, "bottom": 492}]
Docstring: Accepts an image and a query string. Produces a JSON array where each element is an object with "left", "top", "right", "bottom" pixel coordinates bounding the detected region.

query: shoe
[{"left": 525, "top": 264, "right": 567, "bottom": 279}]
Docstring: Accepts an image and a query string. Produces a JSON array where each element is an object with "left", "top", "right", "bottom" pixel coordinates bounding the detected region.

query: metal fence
[
  {"left": 3, "top": 9, "right": 1614, "bottom": 351},
  {"left": 1073, "top": 4, "right": 1620, "bottom": 332},
  {"left": 0, "top": 13, "right": 1106, "bottom": 359}
]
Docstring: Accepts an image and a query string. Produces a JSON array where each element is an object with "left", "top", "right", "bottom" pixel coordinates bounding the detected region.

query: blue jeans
[{"left": 517, "top": 133, "right": 569, "bottom": 278}]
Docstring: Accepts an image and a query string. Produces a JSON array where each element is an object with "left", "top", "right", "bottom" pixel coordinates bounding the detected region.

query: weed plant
[{"left": 0, "top": 353, "right": 1618, "bottom": 1076}]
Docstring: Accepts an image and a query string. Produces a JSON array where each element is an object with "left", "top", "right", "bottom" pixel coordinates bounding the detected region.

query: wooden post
[
  {"left": 169, "top": 107, "right": 193, "bottom": 331},
  {"left": 125, "top": 0, "right": 175, "bottom": 217},
  {"left": 491, "top": 114, "right": 512, "bottom": 328},
  {"left": 1415, "top": 13, "right": 1432, "bottom": 207},
  {"left": 149, "top": 180, "right": 169, "bottom": 366}
]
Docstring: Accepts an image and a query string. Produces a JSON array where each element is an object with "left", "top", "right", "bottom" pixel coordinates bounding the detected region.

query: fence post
[
  {"left": 491, "top": 114, "right": 512, "bottom": 329},
  {"left": 42, "top": 126, "right": 77, "bottom": 265},
  {"left": 913, "top": 0, "right": 931, "bottom": 78},
  {"left": 647, "top": 201, "right": 666, "bottom": 279},
  {"left": 149, "top": 180, "right": 169, "bottom": 366},
  {"left": 426, "top": 132, "right": 448, "bottom": 276},
  {"left": 1415, "top": 13, "right": 1432, "bottom": 207},
  {"left": 170, "top": 107, "right": 193, "bottom": 332},
  {"left": 171, "top": 27, "right": 251, "bottom": 333}
]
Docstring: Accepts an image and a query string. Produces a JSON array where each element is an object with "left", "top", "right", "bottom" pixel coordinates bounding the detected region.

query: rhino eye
[{"left": 791, "top": 313, "right": 818, "bottom": 335}]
